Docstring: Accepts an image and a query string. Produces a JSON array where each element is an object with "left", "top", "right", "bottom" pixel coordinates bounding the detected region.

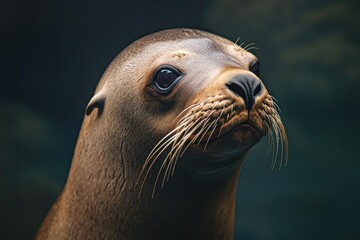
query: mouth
[
  {"left": 184, "top": 121, "right": 263, "bottom": 175},
  {"left": 194, "top": 121, "right": 263, "bottom": 147}
]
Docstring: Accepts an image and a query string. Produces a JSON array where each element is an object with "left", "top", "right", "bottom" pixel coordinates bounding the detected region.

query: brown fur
[{"left": 36, "top": 28, "right": 281, "bottom": 240}]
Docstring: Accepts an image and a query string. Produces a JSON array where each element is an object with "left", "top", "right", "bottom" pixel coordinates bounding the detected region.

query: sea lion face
[
  {"left": 91, "top": 29, "right": 286, "bottom": 185},
  {"left": 138, "top": 38, "right": 266, "bottom": 171}
]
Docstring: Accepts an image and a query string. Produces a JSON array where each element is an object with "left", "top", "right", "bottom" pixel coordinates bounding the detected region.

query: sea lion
[{"left": 36, "top": 28, "right": 287, "bottom": 240}]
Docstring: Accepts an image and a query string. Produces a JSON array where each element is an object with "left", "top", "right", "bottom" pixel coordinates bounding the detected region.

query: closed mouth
[{"left": 195, "top": 121, "right": 262, "bottom": 146}]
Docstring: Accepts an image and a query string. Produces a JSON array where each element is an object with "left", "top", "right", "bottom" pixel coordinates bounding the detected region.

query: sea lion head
[{"left": 85, "top": 28, "right": 287, "bottom": 196}]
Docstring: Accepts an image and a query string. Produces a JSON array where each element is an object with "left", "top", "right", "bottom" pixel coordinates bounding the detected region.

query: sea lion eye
[
  {"left": 250, "top": 60, "right": 260, "bottom": 78},
  {"left": 153, "top": 66, "right": 182, "bottom": 94}
]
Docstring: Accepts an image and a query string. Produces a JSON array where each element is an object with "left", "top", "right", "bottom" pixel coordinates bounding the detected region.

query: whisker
[
  {"left": 151, "top": 124, "right": 198, "bottom": 197},
  {"left": 163, "top": 119, "right": 205, "bottom": 184},
  {"left": 175, "top": 97, "right": 212, "bottom": 123},
  {"left": 178, "top": 108, "right": 218, "bottom": 159},
  {"left": 204, "top": 121, "right": 217, "bottom": 151},
  {"left": 243, "top": 43, "right": 256, "bottom": 51},
  {"left": 176, "top": 118, "right": 212, "bottom": 162},
  {"left": 137, "top": 128, "right": 179, "bottom": 185},
  {"left": 137, "top": 107, "right": 202, "bottom": 197},
  {"left": 263, "top": 103, "right": 288, "bottom": 171},
  {"left": 139, "top": 122, "right": 190, "bottom": 175},
  {"left": 272, "top": 117, "right": 281, "bottom": 169},
  {"left": 270, "top": 99, "right": 281, "bottom": 113},
  {"left": 270, "top": 95, "right": 279, "bottom": 103},
  {"left": 262, "top": 115, "right": 273, "bottom": 156},
  {"left": 196, "top": 110, "right": 216, "bottom": 144},
  {"left": 245, "top": 46, "right": 259, "bottom": 52},
  {"left": 169, "top": 118, "right": 210, "bottom": 177},
  {"left": 137, "top": 134, "right": 177, "bottom": 197},
  {"left": 195, "top": 118, "right": 212, "bottom": 145},
  {"left": 163, "top": 117, "right": 208, "bottom": 184},
  {"left": 204, "top": 106, "right": 225, "bottom": 150}
]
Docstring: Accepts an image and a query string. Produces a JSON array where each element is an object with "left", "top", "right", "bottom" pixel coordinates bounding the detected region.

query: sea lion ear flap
[{"left": 86, "top": 91, "right": 106, "bottom": 116}]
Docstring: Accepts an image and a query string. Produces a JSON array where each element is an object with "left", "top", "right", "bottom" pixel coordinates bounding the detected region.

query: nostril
[
  {"left": 254, "top": 82, "right": 262, "bottom": 96},
  {"left": 225, "top": 75, "right": 262, "bottom": 110},
  {"left": 226, "top": 81, "right": 252, "bottom": 109},
  {"left": 225, "top": 82, "right": 248, "bottom": 102}
]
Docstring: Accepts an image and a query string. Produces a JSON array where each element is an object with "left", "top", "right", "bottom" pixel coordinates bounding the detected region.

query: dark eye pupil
[
  {"left": 153, "top": 67, "right": 182, "bottom": 94},
  {"left": 156, "top": 69, "right": 178, "bottom": 89}
]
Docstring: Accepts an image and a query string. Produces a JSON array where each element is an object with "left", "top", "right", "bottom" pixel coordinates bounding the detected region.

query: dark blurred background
[{"left": 1, "top": 0, "right": 359, "bottom": 239}]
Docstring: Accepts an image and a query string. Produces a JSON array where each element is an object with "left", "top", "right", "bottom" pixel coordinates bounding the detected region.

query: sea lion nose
[{"left": 225, "top": 74, "right": 263, "bottom": 110}]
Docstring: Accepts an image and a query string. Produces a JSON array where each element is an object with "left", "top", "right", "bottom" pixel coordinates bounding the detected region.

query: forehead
[{"left": 140, "top": 38, "right": 257, "bottom": 67}]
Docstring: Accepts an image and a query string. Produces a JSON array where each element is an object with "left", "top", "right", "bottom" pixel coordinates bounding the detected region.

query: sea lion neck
[{"left": 51, "top": 112, "right": 239, "bottom": 240}]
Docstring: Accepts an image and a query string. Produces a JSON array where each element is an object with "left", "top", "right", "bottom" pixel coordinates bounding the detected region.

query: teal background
[{"left": 1, "top": 0, "right": 359, "bottom": 239}]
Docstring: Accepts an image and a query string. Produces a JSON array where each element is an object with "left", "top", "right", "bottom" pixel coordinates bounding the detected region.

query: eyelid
[{"left": 154, "top": 65, "right": 181, "bottom": 76}]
